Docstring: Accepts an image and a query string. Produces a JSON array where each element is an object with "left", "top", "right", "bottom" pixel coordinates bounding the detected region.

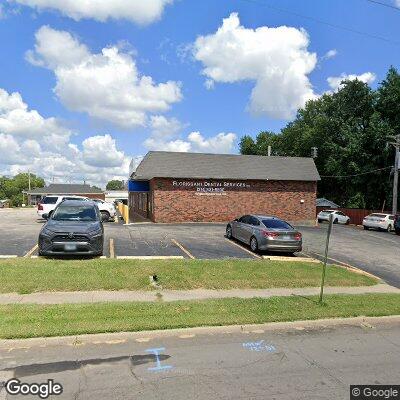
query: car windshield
[
  {"left": 321, "top": 210, "right": 334, "bottom": 213},
  {"left": 262, "top": 219, "right": 293, "bottom": 229},
  {"left": 52, "top": 205, "right": 98, "bottom": 221},
  {"left": 41, "top": 197, "right": 58, "bottom": 204}
]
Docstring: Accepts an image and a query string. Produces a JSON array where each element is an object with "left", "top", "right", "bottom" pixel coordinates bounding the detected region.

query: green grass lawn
[
  {"left": 0, "top": 294, "right": 398, "bottom": 339},
  {"left": 0, "top": 258, "right": 377, "bottom": 294}
]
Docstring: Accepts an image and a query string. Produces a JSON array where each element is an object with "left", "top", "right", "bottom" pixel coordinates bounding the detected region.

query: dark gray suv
[{"left": 38, "top": 200, "right": 105, "bottom": 256}]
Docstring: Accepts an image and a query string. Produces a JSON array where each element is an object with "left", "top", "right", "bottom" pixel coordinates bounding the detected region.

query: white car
[
  {"left": 37, "top": 195, "right": 89, "bottom": 219},
  {"left": 38, "top": 196, "right": 116, "bottom": 221},
  {"left": 317, "top": 210, "right": 350, "bottom": 225},
  {"left": 362, "top": 213, "right": 396, "bottom": 232},
  {"left": 91, "top": 198, "right": 117, "bottom": 221}
]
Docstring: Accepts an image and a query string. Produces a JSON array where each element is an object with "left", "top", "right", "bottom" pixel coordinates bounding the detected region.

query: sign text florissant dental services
[{"left": 172, "top": 180, "right": 251, "bottom": 195}]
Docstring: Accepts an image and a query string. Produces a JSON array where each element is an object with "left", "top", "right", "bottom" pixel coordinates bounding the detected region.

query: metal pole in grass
[{"left": 319, "top": 213, "right": 334, "bottom": 304}]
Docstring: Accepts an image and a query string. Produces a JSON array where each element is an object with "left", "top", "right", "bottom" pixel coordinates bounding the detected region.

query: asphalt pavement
[
  {"left": 300, "top": 224, "right": 400, "bottom": 288},
  {"left": 1, "top": 318, "right": 399, "bottom": 399}
]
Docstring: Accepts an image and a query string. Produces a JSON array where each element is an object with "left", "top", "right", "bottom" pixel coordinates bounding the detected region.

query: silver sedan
[{"left": 226, "top": 215, "right": 302, "bottom": 254}]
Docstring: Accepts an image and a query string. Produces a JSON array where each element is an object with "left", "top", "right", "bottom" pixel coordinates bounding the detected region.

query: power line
[
  {"left": 365, "top": 0, "right": 400, "bottom": 11},
  {"left": 321, "top": 166, "right": 393, "bottom": 178},
  {"left": 240, "top": 0, "right": 400, "bottom": 46}
]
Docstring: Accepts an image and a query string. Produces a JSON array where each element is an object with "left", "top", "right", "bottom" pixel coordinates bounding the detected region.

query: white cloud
[
  {"left": 0, "top": 88, "right": 131, "bottom": 187},
  {"left": 327, "top": 72, "right": 376, "bottom": 92},
  {"left": 144, "top": 131, "right": 237, "bottom": 154},
  {"left": 149, "top": 115, "right": 184, "bottom": 139},
  {"left": 395, "top": 0, "right": 400, "bottom": 7},
  {"left": 204, "top": 79, "right": 215, "bottom": 90},
  {"left": 10, "top": 0, "right": 173, "bottom": 25},
  {"left": 27, "top": 26, "right": 183, "bottom": 128},
  {"left": 82, "top": 135, "right": 125, "bottom": 168},
  {"left": 0, "top": 88, "right": 71, "bottom": 151},
  {"left": 187, "top": 132, "right": 237, "bottom": 153},
  {"left": 321, "top": 49, "right": 337, "bottom": 61},
  {"left": 193, "top": 12, "right": 317, "bottom": 120}
]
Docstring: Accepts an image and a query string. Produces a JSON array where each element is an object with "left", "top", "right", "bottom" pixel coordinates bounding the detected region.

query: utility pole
[
  {"left": 28, "top": 170, "right": 31, "bottom": 191},
  {"left": 388, "top": 134, "right": 400, "bottom": 215}
]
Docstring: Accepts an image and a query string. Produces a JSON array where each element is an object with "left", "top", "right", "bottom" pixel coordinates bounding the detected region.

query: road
[
  {"left": 300, "top": 224, "right": 400, "bottom": 288},
  {"left": 0, "top": 319, "right": 399, "bottom": 399}
]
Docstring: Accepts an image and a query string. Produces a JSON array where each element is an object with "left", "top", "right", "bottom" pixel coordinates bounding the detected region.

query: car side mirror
[{"left": 42, "top": 213, "right": 49, "bottom": 220}]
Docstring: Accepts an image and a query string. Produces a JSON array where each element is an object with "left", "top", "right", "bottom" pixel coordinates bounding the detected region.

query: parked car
[
  {"left": 37, "top": 195, "right": 89, "bottom": 219},
  {"left": 395, "top": 215, "right": 400, "bottom": 235},
  {"left": 317, "top": 210, "right": 350, "bottom": 225},
  {"left": 91, "top": 198, "right": 117, "bottom": 221},
  {"left": 363, "top": 213, "right": 396, "bottom": 232},
  {"left": 38, "top": 200, "right": 105, "bottom": 256},
  {"left": 226, "top": 215, "right": 302, "bottom": 254},
  {"left": 37, "top": 196, "right": 116, "bottom": 221}
]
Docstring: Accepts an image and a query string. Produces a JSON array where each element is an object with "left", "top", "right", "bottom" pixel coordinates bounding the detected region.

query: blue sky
[{"left": 0, "top": 0, "right": 399, "bottom": 186}]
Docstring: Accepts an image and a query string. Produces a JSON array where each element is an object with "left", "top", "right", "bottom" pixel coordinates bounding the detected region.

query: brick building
[{"left": 129, "top": 151, "right": 320, "bottom": 224}]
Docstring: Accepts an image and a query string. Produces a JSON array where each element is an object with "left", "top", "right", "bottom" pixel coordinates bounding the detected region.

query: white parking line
[
  {"left": 171, "top": 239, "right": 195, "bottom": 259},
  {"left": 224, "top": 238, "right": 262, "bottom": 259},
  {"left": 0, "top": 255, "right": 18, "bottom": 259},
  {"left": 24, "top": 244, "right": 38, "bottom": 258}
]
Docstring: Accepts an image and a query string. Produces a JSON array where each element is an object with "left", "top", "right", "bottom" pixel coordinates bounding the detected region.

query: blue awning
[{"left": 128, "top": 180, "right": 149, "bottom": 192}]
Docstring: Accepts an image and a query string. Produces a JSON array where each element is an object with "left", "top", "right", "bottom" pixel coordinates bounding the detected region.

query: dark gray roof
[
  {"left": 132, "top": 151, "right": 320, "bottom": 181},
  {"left": 316, "top": 198, "right": 339, "bottom": 208},
  {"left": 26, "top": 184, "right": 103, "bottom": 195}
]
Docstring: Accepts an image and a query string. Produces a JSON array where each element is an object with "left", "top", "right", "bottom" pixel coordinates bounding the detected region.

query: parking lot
[
  {"left": 1, "top": 208, "right": 399, "bottom": 287},
  {"left": 0, "top": 208, "right": 258, "bottom": 260}
]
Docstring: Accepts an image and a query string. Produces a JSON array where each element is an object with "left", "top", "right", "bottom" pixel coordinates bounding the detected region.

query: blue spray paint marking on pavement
[
  {"left": 146, "top": 347, "right": 173, "bottom": 371},
  {"left": 242, "top": 340, "right": 276, "bottom": 352}
]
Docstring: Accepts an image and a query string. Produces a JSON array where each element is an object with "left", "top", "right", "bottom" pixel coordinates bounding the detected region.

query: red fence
[{"left": 316, "top": 207, "right": 392, "bottom": 225}]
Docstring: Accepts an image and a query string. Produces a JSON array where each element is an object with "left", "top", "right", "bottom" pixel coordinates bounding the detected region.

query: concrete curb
[
  {"left": 302, "top": 250, "right": 382, "bottom": 281},
  {"left": 1, "top": 315, "right": 400, "bottom": 349}
]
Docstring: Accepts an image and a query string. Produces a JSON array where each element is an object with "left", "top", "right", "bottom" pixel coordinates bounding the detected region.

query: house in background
[
  {"left": 24, "top": 184, "right": 105, "bottom": 205},
  {"left": 316, "top": 198, "right": 339, "bottom": 209}
]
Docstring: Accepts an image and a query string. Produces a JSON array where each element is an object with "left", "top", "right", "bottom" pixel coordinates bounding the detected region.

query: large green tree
[
  {"left": 239, "top": 69, "right": 400, "bottom": 209},
  {"left": 106, "top": 180, "right": 125, "bottom": 190},
  {"left": 0, "top": 173, "right": 45, "bottom": 206}
]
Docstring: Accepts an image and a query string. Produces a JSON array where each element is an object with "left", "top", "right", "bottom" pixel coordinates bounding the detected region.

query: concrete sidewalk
[{"left": 0, "top": 283, "right": 398, "bottom": 304}]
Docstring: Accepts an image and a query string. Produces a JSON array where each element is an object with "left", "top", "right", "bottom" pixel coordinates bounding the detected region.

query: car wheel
[
  {"left": 363, "top": 226, "right": 369, "bottom": 230},
  {"left": 333, "top": 218, "right": 338, "bottom": 224},
  {"left": 396, "top": 230, "right": 400, "bottom": 236},
  {"left": 226, "top": 225, "right": 233, "bottom": 239},
  {"left": 318, "top": 219, "right": 322, "bottom": 223},
  {"left": 101, "top": 211, "right": 110, "bottom": 221},
  {"left": 250, "top": 236, "right": 258, "bottom": 252},
  {"left": 387, "top": 224, "right": 393, "bottom": 232},
  {"left": 345, "top": 219, "right": 350, "bottom": 225}
]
